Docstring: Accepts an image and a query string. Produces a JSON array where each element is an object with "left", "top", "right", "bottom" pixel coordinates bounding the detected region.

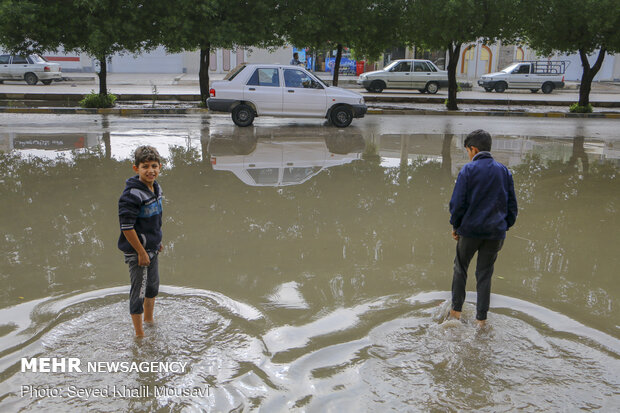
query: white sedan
[
  {"left": 207, "top": 64, "right": 367, "bottom": 127},
  {"left": 357, "top": 59, "right": 448, "bottom": 94},
  {"left": 0, "top": 54, "right": 62, "bottom": 85}
]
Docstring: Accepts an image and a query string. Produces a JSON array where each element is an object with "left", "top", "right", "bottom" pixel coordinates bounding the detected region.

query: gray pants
[
  {"left": 451, "top": 236, "right": 504, "bottom": 321},
  {"left": 125, "top": 252, "right": 159, "bottom": 314}
]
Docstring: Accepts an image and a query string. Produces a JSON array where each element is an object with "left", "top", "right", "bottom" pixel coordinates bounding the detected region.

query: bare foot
[
  {"left": 475, "top": 319, "right": 486, "bottom": 328},
  {"left": 131, "top": 314, "right": 145, "bottom": 337},
  {"left": 449, "top": 309, "right": 461, "bottom": 320},
  {"left": 143, "top": 297, "right": 155, "bottom": 323}
]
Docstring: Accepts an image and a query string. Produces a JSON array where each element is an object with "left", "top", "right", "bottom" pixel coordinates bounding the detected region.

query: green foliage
[
  {"left": 522, "top": 0, "right": 620, "bottom": 56},
  {"left": 569, "top": 103, "right": 593, "bottom": 113},
  {"left": 79, "top": 91, "right": 117, "bottom": 108}
]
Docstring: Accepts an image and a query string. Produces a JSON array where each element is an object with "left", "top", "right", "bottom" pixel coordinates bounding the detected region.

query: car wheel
[
  {"left": 494, "top": 82, "right": 507, "bottom": 93},
  {"left": 231, "top": 104, "right": 255, "bottom": 127},
  {"left": 42, "top": 80, "right": 53, "bottom": 85},
  {"left": 24, "top": 73, "right": 38, "bottom": 85},
  {"left": 484, "top": 87, "right": 493, "bottom": 92},
  {"left": 541, "top": 82, "right": 554, "bottom": 94},
  {"left": 369, "top": 80, "right": 385, "bottom": 93},
  {"left": 330, "top": 106, "right": 353, "bottom": 128},
  {"left": 425, "top": 82, "right": 439, "bottom": 94}
]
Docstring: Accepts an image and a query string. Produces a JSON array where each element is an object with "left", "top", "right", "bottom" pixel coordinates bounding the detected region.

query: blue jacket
[
  {"left": 118, "top": 176, "right": 163, "bottom": 253},
  {"left": 450, "top": 152, "right": 517, "bottom": 240}
]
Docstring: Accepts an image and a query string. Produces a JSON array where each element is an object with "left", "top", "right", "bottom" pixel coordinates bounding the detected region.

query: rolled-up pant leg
[
  {"left": 474, "top": 239, "right": 504, "bottom": 320},
  {"left": 451, "top": 236, "right": 481, "bottom": 313},
  {"left": 126, "top": 252, "right": 159, "bottom": 314}
]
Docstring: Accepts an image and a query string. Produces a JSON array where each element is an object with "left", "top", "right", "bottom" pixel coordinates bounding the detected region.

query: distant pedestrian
[
  {"left": 448, "top": 129, "right": 518, "bottom": 327},
  {"left": 290, "top": 52, "right": 301, "bottom": 66},
  {"left": 118, "top": 146, "right": 164, "bottom": 337}
]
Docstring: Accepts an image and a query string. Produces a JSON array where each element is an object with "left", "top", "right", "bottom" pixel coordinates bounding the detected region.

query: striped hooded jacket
[{"left": 118, "top": 175, "right": 163, "bottom": 254}]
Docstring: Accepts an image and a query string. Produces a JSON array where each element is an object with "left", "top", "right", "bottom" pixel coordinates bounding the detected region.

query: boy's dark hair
[
  {"left": 134, "top": 145, "right": 162, "bottom": 166},
  {"left": 464, "top": 129, "right": 492, "bottom": 152}
]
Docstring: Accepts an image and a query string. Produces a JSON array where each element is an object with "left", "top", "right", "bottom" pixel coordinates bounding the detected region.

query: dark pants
[
  {"left": 125, "top": 252, "right": 159, "bottom": 314},
  {"left": 451, "top": 236, "right": 504, "bottom": 320}
]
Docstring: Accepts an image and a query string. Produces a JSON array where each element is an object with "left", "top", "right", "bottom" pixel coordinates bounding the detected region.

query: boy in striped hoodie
[{"left": 118, "top": 146, "right": 163, "bottom": 337}]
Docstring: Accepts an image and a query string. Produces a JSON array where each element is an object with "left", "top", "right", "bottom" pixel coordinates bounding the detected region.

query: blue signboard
[{"left": 325, "top": 57, "right": 356, "bottom": 74}]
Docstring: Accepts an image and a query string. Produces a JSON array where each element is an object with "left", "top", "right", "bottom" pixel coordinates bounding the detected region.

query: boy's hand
[
  {"left": 158, "top": 244, "right": 163, "bottom": 252},
  {"left": 452, "top": 230, "right": 460, "bottom": 241},
  {"left": 138, "top": 250, "right": 151, "bottom": 267}
]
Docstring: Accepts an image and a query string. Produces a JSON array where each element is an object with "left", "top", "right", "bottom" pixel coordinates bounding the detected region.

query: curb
[
  {"left": 366, "top": 108, "right": 620, "bottom": 118},
  {"left": 1, "top": 106, "right": 618, "bottom": 119},
  {"left": 2, "top": 93, "right": 620, "bottom": 108},
  {"left": 0, "top": 107, "right": 208, "bottom": 115}
]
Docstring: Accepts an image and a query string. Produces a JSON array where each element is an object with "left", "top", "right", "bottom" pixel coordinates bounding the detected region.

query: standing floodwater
[{"left": 0, "top": 114, "right": 619, "bottom": 411}]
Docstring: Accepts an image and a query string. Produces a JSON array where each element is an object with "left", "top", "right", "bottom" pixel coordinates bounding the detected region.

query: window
[
  {"left": 414, "top": 61, "right": 430, "bottom": 72},
  {"left": 247, "top": 168, "right": 279, "bottom": 184},
  {"left": 28, "top": 55, "right": 46, "bottom": 64},
  {"left": 282, "top": 167, "right": 319, "bottom": 184},
  {"left": 224, "top": 64, "right": 246, "bottom": 81},
  {"left": 284, "top": 69, "right": 318, "bottom": 88},
  {"left": 247, "top": 68, "right": 280, "bottom": 87},
  {"left": 0, "top": 55, "right": 10, "bottom": 64},
  {"left": 11, "top": 55, "right": 28, "bottom": 64},
  {"left": 392, "top": 61, "right": 411, "bottom": 72},
  {"left": 516, "top": 65, "right": 530, "bottom": 74}
]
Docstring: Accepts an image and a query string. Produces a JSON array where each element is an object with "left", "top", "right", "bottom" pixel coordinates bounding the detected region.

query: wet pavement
[{"left": 0, "top": 114, "right": 619, "bottom": 411}]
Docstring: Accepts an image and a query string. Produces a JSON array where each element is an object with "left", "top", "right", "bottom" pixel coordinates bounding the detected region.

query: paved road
[
  {"left": 1, "top": 112, "right": 619, "bottom": 142},
  {"left": 1, "top": 73, "right": 619, "bottom": 104}
]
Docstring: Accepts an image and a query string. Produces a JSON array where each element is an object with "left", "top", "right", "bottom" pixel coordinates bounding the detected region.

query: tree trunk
[
  {"left": 446, "top": 42, "right": 461, "bottom": 110},
  {"left": 98, "top": 54, "right": 107, "bottom": 96},
  {"left": 332, "top": 44, "right": 343, "bottom": 87},
  {"left": 199, "top": 45, "right": 211, "bottom": 105},
  {"left": 578, "top": 48, "right": 606, "bottom": 107}
]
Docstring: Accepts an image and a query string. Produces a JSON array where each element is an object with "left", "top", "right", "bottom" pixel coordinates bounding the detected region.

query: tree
[
  {"left": 160, "top": 0, "right": 283, "bottom": 105},
  {"left": 282, "top": 0, "right": 400, "bottom": 86},
  {"left": 0, "top": 0, "right": 162, "bottom": 96},
  {"left": 522, "top": 0, "right": 620, "bottom": 108},
  {"left": 401, "top": 0, "right": 520, "bottom": 110}
]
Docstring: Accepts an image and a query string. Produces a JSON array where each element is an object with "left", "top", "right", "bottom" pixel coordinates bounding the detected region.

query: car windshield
[
  {"left": 501, "top": 63, "right": 520, "bottom": 73},
  {"left": 29, "top": 54, "right": 47, "bottom": 63},
  {"left": 306, "top": 71, "right": 328, "bottom": 88},
  {"left": 224, "top": 64, "right": 246, "bottom": 81},
  {"left": 384, "top": 61, "right": 400, "bottom": 71}
]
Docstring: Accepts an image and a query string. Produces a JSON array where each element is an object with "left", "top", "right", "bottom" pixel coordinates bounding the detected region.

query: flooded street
[{"left": 1, "top": 113, "right": 619, "bottom": 411}]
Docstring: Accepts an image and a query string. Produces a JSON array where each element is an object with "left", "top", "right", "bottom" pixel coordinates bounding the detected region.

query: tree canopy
[
  {"left": 401, "top": 0, "right": 520, "bottom": 109},
  {"left": 522, "top": 0, "right": 620, "bottom": 107}
]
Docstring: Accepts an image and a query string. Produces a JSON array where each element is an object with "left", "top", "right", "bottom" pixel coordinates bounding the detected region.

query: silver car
[
  {"left": 0, "top": 54, "right": 62, "bottom": 85},
  {"left": 357, "top": 59, "right": 448, "bottom": 94}
]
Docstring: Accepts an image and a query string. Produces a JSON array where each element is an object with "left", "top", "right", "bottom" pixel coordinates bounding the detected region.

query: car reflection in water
[{"left": 206, "top": 126, "right": 366, "bottom": 187}]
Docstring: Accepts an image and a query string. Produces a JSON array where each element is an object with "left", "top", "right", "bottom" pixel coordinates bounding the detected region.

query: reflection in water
[
  {"left": 1, "top": 121, "right": 619, "bottom": 410},
  {"left": 206, "top": 126, "right": 366, "bottom": 187}
]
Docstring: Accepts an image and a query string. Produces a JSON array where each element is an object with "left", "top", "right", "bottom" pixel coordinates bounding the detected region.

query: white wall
[{"left": 245, "top": 46, "right": 294, "bottom": 66}]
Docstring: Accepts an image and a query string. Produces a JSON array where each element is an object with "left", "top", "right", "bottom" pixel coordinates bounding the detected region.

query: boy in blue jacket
[
  {"left": 118, "top": 146, "right": 163, "bottom": 337},
  {"left": 449, "top": 130, "right": 518, "bottom": 326}
]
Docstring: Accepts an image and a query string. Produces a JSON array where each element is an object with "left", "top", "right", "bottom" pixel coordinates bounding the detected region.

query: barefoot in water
[
  {"left": 449, "top": 309, "right": 461, "bottom": 320},
  {"left": 131, "top": 314, "right": 145, "bottom": 337},
  {"left": 143, "top": 297, "right": 155, "bottom": 323}
]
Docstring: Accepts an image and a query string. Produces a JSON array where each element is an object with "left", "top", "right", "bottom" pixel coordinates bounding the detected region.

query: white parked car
[
  {"left": 478, "top": 61, "right": 567, "bottom": 94},
  {"left": 207, "top": 64, "right": 367, "bottom": 128},
  {"left": 0, "top": 54, "right": 62, "bottom": 85},
  {"left": 357, "top": 59, "right": 448, "bottom": 94}
]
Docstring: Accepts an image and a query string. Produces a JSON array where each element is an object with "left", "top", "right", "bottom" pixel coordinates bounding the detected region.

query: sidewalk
[{"left": 60, "top": 71, "right": 620, "bottom": 93}]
